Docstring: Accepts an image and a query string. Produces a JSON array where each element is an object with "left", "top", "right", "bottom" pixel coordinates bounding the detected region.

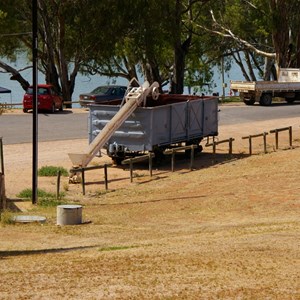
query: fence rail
[
  {"left": 122, "top": 153, "right": 155, "bottom": 182},
  {"left": 164, "top": 144, "right": 197, "bottom": 172},
  {"left": 269, "top": 126, "right": 292, "bottom": 149},
  {"left": 0, "top": 100, "right": 79, "bottom": 109},
  {"left": 206, "top": 138, "right": 235, "bottom": 156},
  {"left": 242, "top": 132, "right": 268, "bottom": 155},
  {"left": 69, "top": 163, "right": 112, "bottom": 195}
]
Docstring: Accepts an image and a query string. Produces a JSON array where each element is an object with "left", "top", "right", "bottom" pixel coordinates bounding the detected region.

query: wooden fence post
[
  {"left": 0, "top": 137, "right": 5, "bottom": 210},
  {"left": 289, "top": 126, "right": 293, "bottom": 148},
  {"left": 171, "top": 151, "right": 175, "bottom": 172},
  {"left": 104, "top": 164, "right": 108, "bottom": 190},
  {"left": 263, "top": 132, "right": 267, "bottom": 153},
  {"left": 149, "top": 153, "right": 153, "bottom": 177},
  {"left": 129, "top": 160, "right": 133, "bottom": 183},
  {"left": 56, "top": 170, "right": 61, "bottom": 199}
]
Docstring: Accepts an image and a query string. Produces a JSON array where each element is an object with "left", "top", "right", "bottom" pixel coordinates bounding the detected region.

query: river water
[{"left": 0, "top": 55, "right": 245, "bottom": 108}]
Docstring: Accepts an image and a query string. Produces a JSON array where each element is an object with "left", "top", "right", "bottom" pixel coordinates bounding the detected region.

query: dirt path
[{"left": 2, "top": 112, "right": 299, "bottom": 198}]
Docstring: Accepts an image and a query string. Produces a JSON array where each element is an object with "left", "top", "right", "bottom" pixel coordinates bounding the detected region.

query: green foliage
[
  {"left": 37, "top": 197, "right": 65, "bottom": 208},
  {"left": 16, "top": 188, "right": 65, "bottom": 207},
  {"left": 38, "top": 166, "right": 68, "bottom": 177},
  {"left": 3, "top": 0, "right": 300, "bottom": 100},
  {"left": 0, "top": 0, "right": 29, "bottom": 57},
  {"left": 220, "top": 96, "right": 240, "bottom": 104}
]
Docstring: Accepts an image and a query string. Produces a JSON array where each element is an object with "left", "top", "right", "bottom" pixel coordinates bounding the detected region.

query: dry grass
[{"left": 1, "top": 142, "right": 300, "bottom": 299}]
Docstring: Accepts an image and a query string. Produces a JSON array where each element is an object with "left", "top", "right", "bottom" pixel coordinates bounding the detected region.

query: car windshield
[
  {"left": 26, "top": 87, "right": 49, "bottom": 95},
  {"left": 90, "top": 86, "right": 110, "bottom": 95}
]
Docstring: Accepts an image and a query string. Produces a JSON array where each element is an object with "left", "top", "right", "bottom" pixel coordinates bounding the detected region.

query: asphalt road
[
  {"left": 0, "top": 110, "right": 89, "bottom": 145},
  {"left": 0, "top": 103, "right": 300, "bottom": 145}
]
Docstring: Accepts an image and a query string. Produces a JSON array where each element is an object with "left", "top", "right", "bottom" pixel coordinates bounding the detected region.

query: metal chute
[{"left": 68, "top": 79, "right": 160, "bottom": 167}]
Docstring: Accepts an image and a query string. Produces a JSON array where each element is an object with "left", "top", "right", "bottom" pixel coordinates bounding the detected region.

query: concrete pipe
[{"left": 57, "top": 204, "right": 82, "bottom": 225}]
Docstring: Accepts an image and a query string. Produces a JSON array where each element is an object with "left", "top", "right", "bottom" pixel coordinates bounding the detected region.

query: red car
[{"left": 23, "top": 84, "right": 64, "bottom": 113}]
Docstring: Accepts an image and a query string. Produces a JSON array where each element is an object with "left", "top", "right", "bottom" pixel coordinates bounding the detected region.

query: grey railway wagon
[{"left": 88, "top": 94, "right": 218, "bottom": 160}]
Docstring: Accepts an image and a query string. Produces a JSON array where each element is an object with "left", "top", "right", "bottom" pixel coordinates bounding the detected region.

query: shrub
[
  {"left": 38, "top": 166, "right": 69, "bottom": 177},
  {"left": 16, "top": 188, "right": 65, "bottom": 207}
]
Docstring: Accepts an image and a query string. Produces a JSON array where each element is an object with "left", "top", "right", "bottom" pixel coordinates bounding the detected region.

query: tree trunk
[
  {"left": 232, "top": 52, "right": 251, "bottom": 81},
  {"left": 171, "top": 45, "right": 187, "bottom": 94},
  {"left": 270, "top": 0, "right": 290, "bottom": 68},
  {"left": 244, "top": 50, "right": 257, "bottom": 81},
  {"left": 0, "top": 61, "right": 30, "bottom": 91}
]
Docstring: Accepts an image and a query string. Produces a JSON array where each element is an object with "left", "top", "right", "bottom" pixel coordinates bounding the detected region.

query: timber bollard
[
  {"left": 0, "top": 137, "right": 6, "bottom": 211},
  {"left": 56, "top": 170, "right": 61, "bottom": 199}
]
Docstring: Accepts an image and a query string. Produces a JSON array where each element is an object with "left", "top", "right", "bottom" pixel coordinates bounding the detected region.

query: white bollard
[{"left": 57, "top": 205, "right": 82, "bottom": 225}]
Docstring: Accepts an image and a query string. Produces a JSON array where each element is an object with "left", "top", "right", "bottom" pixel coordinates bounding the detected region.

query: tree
[
  {"left": 194, "top": 0, "right": 300, "bottom": 80},
  {"left": 81, "top": 1, "right": 173, "bottom": 91},
  {"left": 0, "top": 0, "right": 130, "bottom": 105},
  {"left": 82, "top": 0, "right": 215, "bottom": 94},
  {"left": 0, "top": 0, "right": 31, "bottom": 90}
]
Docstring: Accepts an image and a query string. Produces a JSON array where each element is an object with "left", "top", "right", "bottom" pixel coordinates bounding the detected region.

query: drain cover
[{"left": 12, "top": 215, "right": 46, "bottom": 224}]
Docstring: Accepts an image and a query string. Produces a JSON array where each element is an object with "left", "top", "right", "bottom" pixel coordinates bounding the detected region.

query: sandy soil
[{"left": 0, "top": 107, "right": 299, "bottom": 299}]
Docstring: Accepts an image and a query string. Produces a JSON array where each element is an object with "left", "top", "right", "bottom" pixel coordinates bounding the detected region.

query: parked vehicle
[
  {"left": 23, "top": 84, "right": 64, "bottom": 113},
  {"left": 230, "top": 68, "right": 300, "bottom": 106},
  {"left": 79, "top": 85, "right": 127, "bottom": 107}
]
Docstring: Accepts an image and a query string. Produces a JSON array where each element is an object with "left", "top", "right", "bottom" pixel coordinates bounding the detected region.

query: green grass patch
[
  {"left": 219, "top": 96, "right": 240, "bottom": 103},
  {"left": 16, "top": 188, "right": 65, "bottom": 207},
  {"left": 17, "top": 188, "right": 56, "bottom": 199},
  {"left": 99, "top": 245, "right": 139, "bottom": 252},
  {"left": 38, "top": 166, "right": 69, "bottom": 177}
]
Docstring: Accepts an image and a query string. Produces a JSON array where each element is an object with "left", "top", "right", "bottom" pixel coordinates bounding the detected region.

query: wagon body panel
[{"left": 88, "top": 96, "right": 218, "bottom": 156}]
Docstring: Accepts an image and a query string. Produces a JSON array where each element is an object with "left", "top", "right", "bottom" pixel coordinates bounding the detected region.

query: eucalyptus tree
[
  {"left": 83, "top": 0, "right": 215, "bottom": 94},
  {"left": 0, "top": 0, "right": 31, "bottom": 90},
  {"left": 0, "top": 0, "right": 129, "bottom": 105},
  {"left": 195, "top": 0, "right": 300, "bottom": 80},
  {"left": 81, "top": 1, "right": 173, "bottom": 91}
]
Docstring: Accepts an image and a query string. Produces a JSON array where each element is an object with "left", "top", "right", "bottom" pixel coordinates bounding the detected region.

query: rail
[
  {"left": 269, "top": 126, "right": 293, "bottom": 149},
  {"left": 206, "top": 138, "right": 235, "bottom": 156},
  {"left": 164, "top": 145, "right": 197, "bottom": 172},
  {"left": 242, "top": 132, "right": 268, "bottom": 155},
  {"left": 0, "top": 100, "right": 79, "bottom": 109},
  {"left": 69, "top": 163, "right": 112, "bottom": 195},
  {"left": 121, "top": 153, "right": 155, "bottom": 182}
]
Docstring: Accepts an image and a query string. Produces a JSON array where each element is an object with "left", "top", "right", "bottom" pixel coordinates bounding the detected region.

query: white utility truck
[{"left": 230, "top": 68, "right": 300, "bottom": 106}]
